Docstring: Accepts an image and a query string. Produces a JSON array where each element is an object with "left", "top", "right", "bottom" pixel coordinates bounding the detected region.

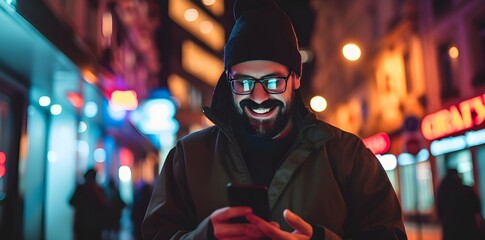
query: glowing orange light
[
  {"left": 110, "top": 90, "right": 138, "bottom": 111},
  {"left": 82, "top": 69, "right": 97, "bottom": 84},
  {"left": 421, "top": 94, "right": 485, "bottom": 140},
  {"left": 363, "top": 132, "right": 391, "bottom": 155},
  {"left": 448, "top": 46, "right": 459, "bottom": 59}
]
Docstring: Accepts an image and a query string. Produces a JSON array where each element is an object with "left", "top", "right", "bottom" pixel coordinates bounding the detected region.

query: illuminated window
[
  {"left": 446, "top": 149, "right": 474, "bottom": 186},
  {"left": 181, "top": 40, "right": 224, "bottom": 86},
  {"left": 169, "top": 0, "right": 225, "bottom": 51},
  {"left": 400, "top": 160, "right": 435, "bottom": 214}
]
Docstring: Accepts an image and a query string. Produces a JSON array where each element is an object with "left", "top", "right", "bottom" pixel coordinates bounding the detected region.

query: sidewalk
[{"left": 405, "top": 222, "right": 442, "bottom": 240}]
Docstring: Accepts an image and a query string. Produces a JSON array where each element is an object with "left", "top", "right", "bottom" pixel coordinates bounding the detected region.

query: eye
[
  {"left": 239, "top": 79, "right": 254, "bottom": 92},
  {"left": 265, "top": 78, "right": 282, "bottom": 90}
]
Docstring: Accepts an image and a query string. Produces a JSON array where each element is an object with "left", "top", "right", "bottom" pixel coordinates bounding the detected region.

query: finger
[
  {"left": 270, "top": 221, "right": 280, "bottom": 228},
  {"left": 283, "top": 209, "right": 313, "bottom": 236},
  {"left": 212, "top": 207, "right": 253, "bottom": 223},
  {"left": 243, "top": 224, "right": 266, "bottom": 239},
  {"left": 213, "top": 223, "right": 249, "bottom": 238},
  {"left": 246, "top": 214, "right": 288, "bottom": 239},
  {"left": 219, "top": 237, "right": 253, "bottom": 240}
]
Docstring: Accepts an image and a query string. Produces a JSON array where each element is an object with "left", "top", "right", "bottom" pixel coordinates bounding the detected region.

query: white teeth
[{"left": 252, "top": 108, "right": 271, "bottom": 114}]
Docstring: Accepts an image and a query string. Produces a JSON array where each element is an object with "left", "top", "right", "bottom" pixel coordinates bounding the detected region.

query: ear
[{"left": 293, "top": 75, "right": 301, "bottom": 89}]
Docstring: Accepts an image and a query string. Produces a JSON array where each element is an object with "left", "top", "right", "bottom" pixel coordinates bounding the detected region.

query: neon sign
[
  {"left": 430, "top": 128, "right": 485, "bottom": 156},
  {"left": 421, "top": 93, "right": 485, "bottom": 140},
  {"left": 363, "top": 132, "right": 390, "bottom": 155}
]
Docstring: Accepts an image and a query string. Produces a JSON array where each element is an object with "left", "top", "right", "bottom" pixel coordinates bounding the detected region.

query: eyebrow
[{"left": 229, "top": 71, "right": 288, "bottom": 79}]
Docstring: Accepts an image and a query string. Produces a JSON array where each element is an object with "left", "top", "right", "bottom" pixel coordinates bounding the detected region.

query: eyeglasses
[{"left": 227, "top": 71, "right": 292, "bottom": 95}]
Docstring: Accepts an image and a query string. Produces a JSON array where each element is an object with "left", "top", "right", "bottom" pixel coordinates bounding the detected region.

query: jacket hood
[{"left": 202, "top": 72, "right": 311, "bottom": 127}]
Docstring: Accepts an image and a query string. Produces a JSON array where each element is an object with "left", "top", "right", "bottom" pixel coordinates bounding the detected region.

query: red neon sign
[
  {"left": 119, "top": 148, "right": 134, "bottom": 167},
  {"left": 421, "top": 93, "right": 485, "bottom": 140},
  {"left": 0, "top": 152, "right": 6, "bottom": 177},
  {"left": 363, "top": 132, "right": 390, "bottom": 155},
  {"left": 66, "top": 92, "right": 84, "bottom": 109}
]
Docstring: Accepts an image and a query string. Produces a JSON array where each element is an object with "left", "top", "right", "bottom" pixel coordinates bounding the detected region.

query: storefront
[
  {"left": 421, "top": 93, "right": 485, "bottom": 217},
  {"left": 0, "top": 2, "right": 159, "bottom": 239},
  {"left": 0, "top": 60, "right": 28, "bottom": 240},
  {"left": 364, "top": 129, "right": 436, "bottom": 220}
]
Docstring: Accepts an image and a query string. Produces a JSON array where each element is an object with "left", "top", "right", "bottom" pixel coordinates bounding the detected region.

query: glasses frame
[{"left": 226, "top": 70, "right": 293, "bottom": 95}]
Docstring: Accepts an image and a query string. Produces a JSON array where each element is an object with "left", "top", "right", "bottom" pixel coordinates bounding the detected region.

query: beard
[{"left": 236, "top": 98, "right": 293, "bottom": 140}]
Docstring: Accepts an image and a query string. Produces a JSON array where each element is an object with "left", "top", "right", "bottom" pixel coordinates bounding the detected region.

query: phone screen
[{"left": 226, "top": 182, "right": 271, "bottom": 222}]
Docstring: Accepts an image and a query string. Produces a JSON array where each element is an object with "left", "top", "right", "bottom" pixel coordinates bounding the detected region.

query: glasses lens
[
  {"left": 264, "top": 78, "right": 285, "bottom": 93},
  {"left": 231, "top": 79, "right": 254, "bottom": 94}
]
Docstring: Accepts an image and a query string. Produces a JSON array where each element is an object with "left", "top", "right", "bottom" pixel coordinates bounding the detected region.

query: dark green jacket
[{"left": 143, "top": 74, "right": 406, "bottom": 239}]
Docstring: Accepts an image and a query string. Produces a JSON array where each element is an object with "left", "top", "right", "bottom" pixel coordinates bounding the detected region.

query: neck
[{"left": 272, "top": 118, "right": 294, "bottom": 140}]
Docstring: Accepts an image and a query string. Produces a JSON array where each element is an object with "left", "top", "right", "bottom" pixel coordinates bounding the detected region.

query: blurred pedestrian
[
  {"left": 437, "top": 168, "right": 485, "bottom": 240},
  {"left": 69, "top": 168, "right": 109, "bottom": 240},
  {"left": 131, "top": 181, "right": 152, "bottom": 240},
  {"left": 103, "top": 178, "right": 126, "bottom": 240}
]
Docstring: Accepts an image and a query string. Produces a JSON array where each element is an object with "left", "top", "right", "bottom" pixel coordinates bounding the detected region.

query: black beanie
[{"left": 224, "top": 0, "right": 302, "bottom": 76}]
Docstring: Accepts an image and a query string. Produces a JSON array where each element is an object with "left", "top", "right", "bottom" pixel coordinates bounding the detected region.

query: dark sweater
[{"left": 237, "top": 127, "right": 297, "bottom": 187}]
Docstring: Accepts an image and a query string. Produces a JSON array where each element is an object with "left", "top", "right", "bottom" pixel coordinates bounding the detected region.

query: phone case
[{"left": 226, "top": 183, "right": 271, "bottom": 222}]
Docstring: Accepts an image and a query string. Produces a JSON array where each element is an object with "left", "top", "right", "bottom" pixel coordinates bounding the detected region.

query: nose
[{"left": 250, "top": 82, "right": 270, "bottom": 104}]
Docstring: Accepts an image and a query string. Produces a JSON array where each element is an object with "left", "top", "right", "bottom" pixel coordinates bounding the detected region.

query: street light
[
  {"left": 342, "top": 43, "right": 361, "bottom": 61},
  {"left": 310, "top": 96, "right": 327, "bottom": 112}
]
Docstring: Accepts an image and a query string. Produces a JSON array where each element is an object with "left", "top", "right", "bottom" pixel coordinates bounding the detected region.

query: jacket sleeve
[
  {"left": 342, "top": 137, "right": 407, "bottom": 240},
  {"left": 142, "top": 144, "right": 213, "bottom": 240}
]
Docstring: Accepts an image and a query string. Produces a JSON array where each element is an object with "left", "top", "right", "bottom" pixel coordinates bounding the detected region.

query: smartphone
[{"left": 226, "top": 182, "right": 271, "bottom": 222}]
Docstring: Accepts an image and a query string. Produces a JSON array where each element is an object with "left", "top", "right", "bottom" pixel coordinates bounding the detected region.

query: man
[
  {"left": 437, "top": 169, "right": 485, "bottom": 240},
  {"left": 70, "top": 169, "right": 108, "bottom": 240},
  {"left": 143, "top": 0, "right": 406, "bottom": 239}
]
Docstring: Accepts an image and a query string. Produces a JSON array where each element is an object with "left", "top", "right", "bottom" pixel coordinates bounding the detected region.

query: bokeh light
[
  {"left": 200, "top": 20, "right": 213, "bottom": 34},
  {"left": 39, "top": 96, "right": 51, "bottom": 107},
  {"left": 50, "top": 104, "right": 62, "bottom": 115},
  {"left": 84, "top": 101, "right": 98, "bottom": 118},
  {"left": 342, "top": 43, "right": 361, "bottom": 61},
  {"left": 448, "top": 46, "right": 459, "bottom": 59},
  {"left": 202, "top": 0, "right": 216, "bottom": 6},
  {"left": 310, "top": 96, "right": 327, "bottom": 112},
  {"left": 184, "top": 8, "right": 198, "bottom": 22}
]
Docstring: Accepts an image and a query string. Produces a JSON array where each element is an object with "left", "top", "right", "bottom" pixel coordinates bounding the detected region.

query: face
[{"left": 229, "top": 60, "right": 301, "bottom": 140}]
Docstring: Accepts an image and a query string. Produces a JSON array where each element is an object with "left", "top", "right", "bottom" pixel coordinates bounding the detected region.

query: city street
[{"left": 2, "top": 0, "right": 485, "bottom": 239}]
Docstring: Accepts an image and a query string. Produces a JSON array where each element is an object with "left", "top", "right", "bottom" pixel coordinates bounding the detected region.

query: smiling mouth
[
  {"left": 251, "top": 107, "right": 271, "bottom": 114},
  {"left": 245, "top": 106, "right": 279, "bottom": 119}
]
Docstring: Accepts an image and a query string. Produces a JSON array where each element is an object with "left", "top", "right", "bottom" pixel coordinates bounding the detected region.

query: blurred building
[
  {"left": 419, "top": 0, "right": 485, "bottom": 218},
  {"left": 311, "top": 0, "right": 485, "bottom": 223},
  {"left": 156, "top": 0, "right": 227, "bottom": 140},
  {"left": 0, "top": 0, "right": 162, "bottom": 239}
]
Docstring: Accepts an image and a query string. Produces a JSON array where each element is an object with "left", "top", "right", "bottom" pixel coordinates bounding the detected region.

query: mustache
[{"left": 239, "top": 99, "right": 283, "bottom": 110}]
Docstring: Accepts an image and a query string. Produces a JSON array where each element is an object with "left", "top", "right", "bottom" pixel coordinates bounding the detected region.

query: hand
[
  {"left": 210, "top": 206, "right": 269, "bottom": 239},
  {"left": 246, "top": 209, "right": 313, "bottom": 240}
]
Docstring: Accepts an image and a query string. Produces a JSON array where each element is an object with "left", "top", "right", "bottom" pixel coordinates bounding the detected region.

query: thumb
[{"left": 283, "top": 209, "right": 313, "bottom": 236}]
